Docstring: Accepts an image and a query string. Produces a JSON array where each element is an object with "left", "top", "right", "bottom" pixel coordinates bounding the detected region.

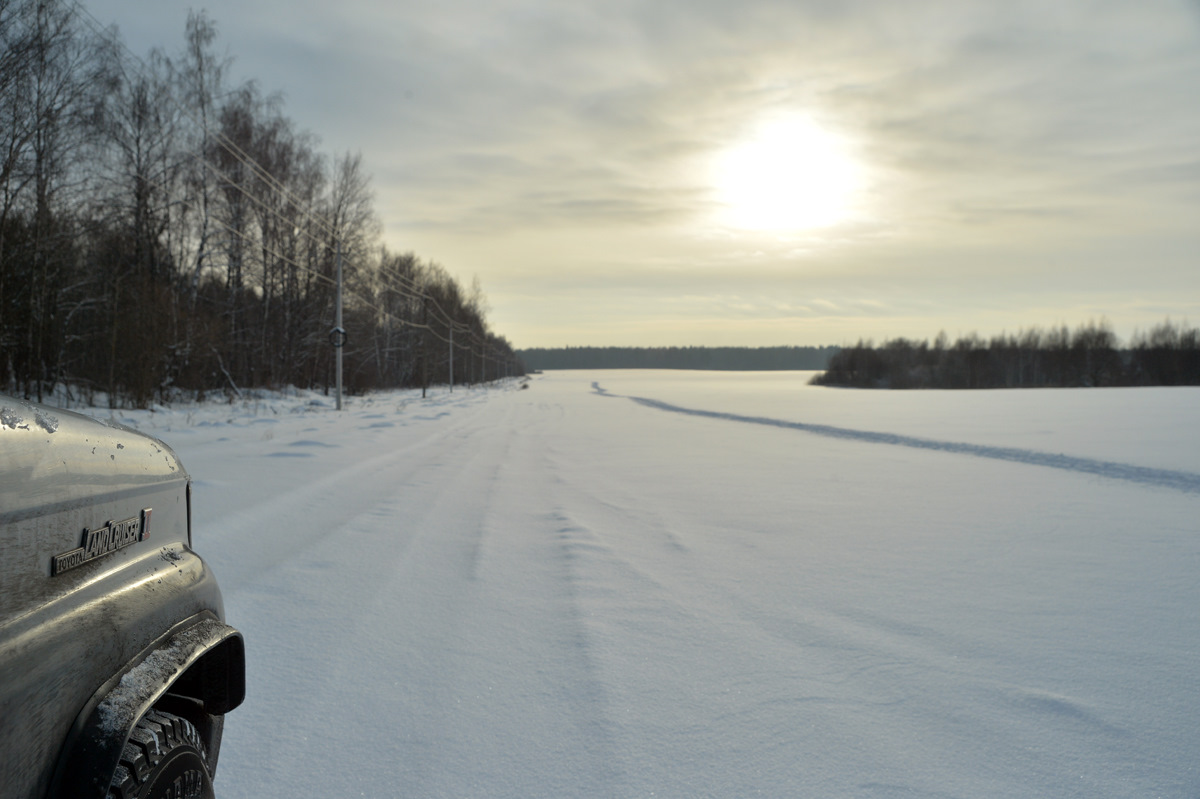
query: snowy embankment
[{"left": 102, "top": 371, "right": 1200, "bottom": 798}]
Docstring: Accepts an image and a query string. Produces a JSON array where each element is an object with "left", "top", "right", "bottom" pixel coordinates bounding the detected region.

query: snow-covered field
[{"left": 101, "top": 370, "right": 1200, "bottom": 798}]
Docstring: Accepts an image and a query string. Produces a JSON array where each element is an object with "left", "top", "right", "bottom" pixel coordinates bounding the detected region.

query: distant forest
[
  {"left": 812, "top": 320, "right": 1200, "bottom": 389},
  {"left": 1, "top": 2, "right": 519, "bottom": 408},
  {"left": 519, "top": 346, "right": 840, "bottom": 371}
]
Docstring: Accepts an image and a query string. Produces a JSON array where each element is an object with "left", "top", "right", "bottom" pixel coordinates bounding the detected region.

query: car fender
[{"left": 48, "top": 614, "right": 245, "bottom": 799}]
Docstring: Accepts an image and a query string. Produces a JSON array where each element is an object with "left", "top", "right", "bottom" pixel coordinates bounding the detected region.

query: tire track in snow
[
  {"left": 218, "top": 392, "right": 550, "bottom": 798},
  {"left": 195, "top": 412, "right": 478, "bottom": 592},
  {"left": 422, "top": 398, "right": 630, "bottom": 795},
  {"left": 592, "top": 382, "right": 1200, "bottom": 495},
  {"left": 546, "top": 509, "right": 624, "bottom": 740}
]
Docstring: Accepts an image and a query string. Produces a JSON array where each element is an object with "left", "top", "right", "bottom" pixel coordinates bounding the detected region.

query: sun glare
[{"left": 711, "top": 115, "right": 866, "bottom": 233}]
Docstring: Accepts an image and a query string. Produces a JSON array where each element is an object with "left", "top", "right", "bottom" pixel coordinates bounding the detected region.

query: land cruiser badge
[{"left": 52, "top": 509, "right": 152, "bottom": 575}]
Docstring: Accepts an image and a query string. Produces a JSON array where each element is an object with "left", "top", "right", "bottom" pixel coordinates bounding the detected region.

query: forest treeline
[
  {"left": 812, "top": 320, "right": 1200, "bottom": 389},
  {"left": 1, "top": 1, "right": 519, "bottom": 408},
  {"left": 519, "top": 346, "right": 840, "bottom": 371}
]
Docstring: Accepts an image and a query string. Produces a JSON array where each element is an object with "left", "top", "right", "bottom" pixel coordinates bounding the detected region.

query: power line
[
  {"left": 59, "top": 0, "right": 517, "bottom": 382},
  {"left": 72, "top": 0, "right": 493, "bottom": 346},
  {"left": 68, "top": 0, "right": 346, "bottom": 245}
]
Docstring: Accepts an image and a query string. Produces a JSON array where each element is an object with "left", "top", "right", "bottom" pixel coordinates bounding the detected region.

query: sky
[{"left": 82, "top": 0, "right": 1200, "bottom": 349}]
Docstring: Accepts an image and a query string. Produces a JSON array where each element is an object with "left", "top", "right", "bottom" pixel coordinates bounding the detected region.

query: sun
[{"left": 711, "top": 115, "right": 866, "bottom": 233}]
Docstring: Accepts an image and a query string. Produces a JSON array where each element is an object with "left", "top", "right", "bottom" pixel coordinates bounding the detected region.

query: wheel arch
[{"left": 48, "top": 614, "right": 245, "bottom": 799}]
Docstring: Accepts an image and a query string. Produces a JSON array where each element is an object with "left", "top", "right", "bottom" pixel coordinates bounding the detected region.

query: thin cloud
[{"left": 84, "top": 0, "right": 1200, "bottom": 346}]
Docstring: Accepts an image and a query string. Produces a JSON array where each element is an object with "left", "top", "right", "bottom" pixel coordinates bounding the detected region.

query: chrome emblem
[{"left": 52, "top": 509, "right": 152, "bottom": 575}]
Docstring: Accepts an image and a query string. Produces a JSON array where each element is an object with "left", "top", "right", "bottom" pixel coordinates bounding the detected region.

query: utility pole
[
  {"left": 449, "top": 326, "right": 454, "bottom": 393},
  {"left": 335, "top": 240, "right": 343, "bottom": 411},
  {"left": 421, "top": 296, "right": 429, "bottom": 399}
]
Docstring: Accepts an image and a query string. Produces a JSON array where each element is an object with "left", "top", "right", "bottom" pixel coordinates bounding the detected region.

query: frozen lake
[{"left": 109, "top": 370, "right": 1200, "bottom": 797}]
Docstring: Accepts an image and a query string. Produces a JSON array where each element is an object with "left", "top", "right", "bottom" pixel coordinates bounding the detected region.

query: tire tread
[{"left": 106, "top": 710, "right": 211, "bottom": 799}]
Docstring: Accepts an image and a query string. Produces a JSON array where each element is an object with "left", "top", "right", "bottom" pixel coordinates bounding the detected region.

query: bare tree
[
  {"left": 0, "top": 0, "right": 109, "bottom": 399},
  {"left": 176, "top": 10, "right": 227, "bottom": 303},
  {"left": 0, "top": 3, "right": 518, "bottom": 403}
]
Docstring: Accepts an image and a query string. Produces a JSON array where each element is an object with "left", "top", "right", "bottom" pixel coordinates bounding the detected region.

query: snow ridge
[{"left": 593, "top": 382, "right": 1200, "bottom": 494}]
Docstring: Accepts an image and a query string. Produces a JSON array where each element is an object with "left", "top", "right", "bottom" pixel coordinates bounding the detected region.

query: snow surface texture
[{"left": 101, "top": 371, "right": 1200, "bottom": 798}]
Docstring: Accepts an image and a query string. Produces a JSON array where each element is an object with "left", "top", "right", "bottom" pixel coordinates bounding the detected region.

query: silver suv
[{"left": 1, "top": 395, "right": 244, "bottom": 799}]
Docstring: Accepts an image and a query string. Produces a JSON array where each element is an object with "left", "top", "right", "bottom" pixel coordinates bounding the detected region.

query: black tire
[{"left": 107, "top": 709, "right": 215, "bottom": 799}]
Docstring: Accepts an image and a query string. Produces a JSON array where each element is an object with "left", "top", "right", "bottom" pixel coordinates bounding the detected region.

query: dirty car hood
[{"left": 0, "top": 396, "right": 186, "bottom": 525}]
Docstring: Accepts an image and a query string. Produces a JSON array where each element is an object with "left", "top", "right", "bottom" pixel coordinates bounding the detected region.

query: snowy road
[{"left": 119, "top": 371, "right": 1200, "bottom": 798}]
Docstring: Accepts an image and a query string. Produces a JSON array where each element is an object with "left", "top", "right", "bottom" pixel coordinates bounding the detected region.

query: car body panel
[{"left": 0, "top": 396, "right": 242, "bottom": 799}]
